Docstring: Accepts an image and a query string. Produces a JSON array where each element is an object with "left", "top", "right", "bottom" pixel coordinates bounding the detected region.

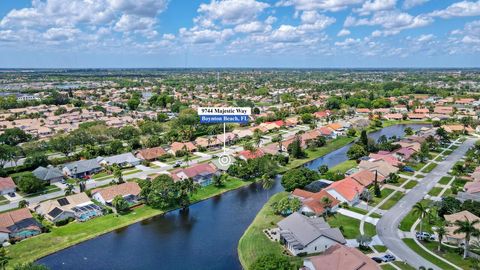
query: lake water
[{"left": 38, "top": 124, "right": 428, "bottom": 270}]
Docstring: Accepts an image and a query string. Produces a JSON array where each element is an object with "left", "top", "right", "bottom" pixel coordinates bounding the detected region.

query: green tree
[
  {"left": 301, "top": 113, "right": 314, "bottom": 124},
  {"left": 24, "top": 153, "right": 49, "bottom": 169},
  {"left": 413, "top": 202, "right": 429, "bottom": 233},
  {"left": 435, "top": 222, "right": 448, "bottom": 252},
  {"left": 16, "top": 173, "right": 43, "bottom": 194},
  {"left": 271, "top": 197, "right": 301, "bottom": 215},
  {"left": 356, "top": 234, "right": 372, "bottom": 249},
  {"left": 49, "top": 135, "right": 75, "bottom": 157},
  {"left": 347, "top": 128, "right": 357, "bottom": 137},
  {"left": 287, "top": 136, "right": 306, "bottom": 159},
  {"left": 318, "top": 164, "right": 329, "bottom": 174},
  {"left": 281, "top": 167, "right": 319, "bottom": 191},
  {"left": 127, "top": 97, "right": 140, "bottom": 110},
  {"left": 418, "top": 142, "right": 430, "bottom": 163},
  {"left": 347, "top": 144, "right": 367, "bottom": 160},
  {"left": 113, "top": 166, "right": 124, "bottom": 184},
  {"left": 64, "top": 184, "right": 75, "bottom": 196},
  {"left": 212, "top": 174, "right": 225, "bottom": 187},
  {"left": 0, "top": 128, "right": 31, "bottom": 146},
  {"left": 454, "top": 217, "right": 480, "bottom": 258},
  {"left": 112, "top": 195, "right": 130, "bottom": 214},
  {"left": 18, "top": 200, "right": 28, "bottom": 208},
  {"left": 360, "top": 130, "right": 368, "bottom": 146},
  {"left": 0, "top": 247, "right": 9, "bottom": 270},
  {"left": 12, "top": 262, "right": 49, "bottom": 270},
  {"left": 404, "top": 127, "right": 414, "bottom": 136},
  {"left": 251, "top": 254, "right": 291, "bottom": 270}
]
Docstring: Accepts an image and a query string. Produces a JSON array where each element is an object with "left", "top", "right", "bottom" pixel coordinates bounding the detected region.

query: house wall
[
  {"left": 0, "top": 187, "right": 15, "bottom": 195},
  {"left": 50, "top": 211, "right": 75, "bottom": 223},
  {"left": 0, "top": 233, "right": 8, "bottom": 243},
  {"left": 287, "top": 236, "right": 340, "bottom": 256},
  {"left": 92, "top": 193, "right": 106, "bottom": 205}
]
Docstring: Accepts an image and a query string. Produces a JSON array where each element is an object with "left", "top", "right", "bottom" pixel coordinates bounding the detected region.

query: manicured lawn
[
  {"left": 374, "top": 245, "right": 388, "bottom": 252},
  {"left": 388, "top": 177, "right": 407, "bottom": 187},
  {"left": 428, "top": 187, "right": 443, "bottom": 197},
  {"left": 381, "top": 264, "right": 396, "bottom": 270},
  {"left": 403, "top": 181, "right": 418, "bottom": 189},
  {"left": 20, "top": 185, "right": 61, "bottom": 198},
  {"left": 123, "top": 169, "right": 142, "bottom": 175},
  {"left": 330, "top": 160, "right": 357, "bottom": 174},
  {"left": 92, "top": 172, "right": 110, "bottom": 179},
  {"left": 399, "top": 208, "right": 418, "bottom": 231},
  {"left": 393, "top": 261, "right": 416, "bottom": 270},
  {"left": 421, "top": 240, "right": 474, "bottom": 269},
  {"left": 379, "top": 191, "right": 404, "bottom": 210},
  {"left": 415, "top": 174, "right": 424, "bottom": 179},
  {"left": 439, "top": 176, "right": 453, "bottom": 185},
  {"left": 444, "top": 149, "right": 453, "bottom": 155},
  {"left": 282, "top": 136, "right": 355, "bottom": 171},
  {"left": 409, "top": 162, "right": 426, "bottom": 171},
  {"left": 434, "top": 155, "right": 443, "bottom": 162},
  {"left": 190, "top": 177, "right": 249, "bottom": 202},
  {"left": 370, "top": 188, "right": 394, "bottom": 206},
  {"left": 452, "top": 178, "right": 468, "bottom": 189},
  {"left": 348, "top": 207, "right": 382, "bottom": 218},
  {"left": 237, "top": 192, "right": 302, "bottom": 270},
  {"left": 402, "top": 239, "right": 456, "bottom": 270},
  {"left": 421, "top": 163, "right": 437, "bottom": 173},
  {"left": 327, "top": 213, "right": 376, "bottom": 238}
]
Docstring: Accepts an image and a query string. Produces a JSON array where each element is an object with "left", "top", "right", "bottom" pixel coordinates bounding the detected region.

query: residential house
[
  {"left": 62, "top": 159, "right": 103, "bottom": 179},
  {"left": 393, "top": 147, "right": 417, "bottom": 162},
  {"left": 301, "top": 244, "right": 381, "bottom": 270},
  {"left": 292, "top": 189, "right": 340, "bottom": 216},
  {"left": 195, "top": 136, "right": 221, "bottom": 149},
  {"left": 92, "top": 182, "right": 142, "bottom": 206},
  {"left": 325, "top": 178, "right": 365, "bottom": 205},
  {"left": 358, "top": 160, "right": 398, "bottom": 178},
  {"left": 383, "top": 113, "right": 403, "bottom": 120},
  {"left": 356, "top": 108, "right": 371, "bottom": 114},
  {"left": 237, "top": 149, "right": 265, "bottom": 161},
  {"left": 136, "top": 147, "right": 168, "bottom": 161},
  {"left": 30, "top": 193, "right": 103, "bottom": 223},
  {"left": 98, "top": 153, "right": 141, "bottom": 168},
  {"left": 0, "top": 177, "right": 16, "bottom": 195},
  {"left": 278, "top": 213, "right": 346, "bottom": 256},
  {"left": 442, "top": 125, "right": 474, "bottom": 134},
  {"left": 33, "top": 165, "right": 64, "bottom": 184},
  {"left": 313, "top": 110, "right": 331, "bottom": 120},
  {"left": 369, "top": 152, "right": 402, "bottom": 167},
  {"left": 232, "top": 128, "right": 254, "bottom": 139},
  {"left": 349, "top": 169, "right": 385, "bottom": 187},
  {"left": 170, "top": 163, "right": 219, "bottom": 186},
  {"left": 169, "top": 142, "right": 197, "bottom": 156},
  {"left": 434, "top": 106, "right": 454, "bottom": 115},
  {"left": 0, "top": 208, "right": 42, "bottom": 243},
  {"left": 444, "top": 210, "right": 480, "bottom": 246}
]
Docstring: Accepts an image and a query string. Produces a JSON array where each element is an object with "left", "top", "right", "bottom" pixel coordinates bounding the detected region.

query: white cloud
[
  {"left": 276, "top": 0, "right": 364, "bottom": 12},
  {"left": 337, "top": 28, "right": 351, "bottom": 36},
  {"left": 402, "top": 0, "right": 429, "bottom": 9},
  {"left": 108, "top": 0, "right": 169, "bottom": 17},
  {"left": 180, "top": 28, "right": 234, "bottom": 44},
  {"left": 234, "top": 21, "right": 269, "bottom": 33},
  {"left": 114, "top": 14, "right": 156, "bottom": 32},
  {"left": 197, "top": 0, "right": 269, "bottom": 25},
  {"left": 417, "top": 33, "right": 434, "bottom": 42},
  {"left": 355, "top": 0, "right": 397, "bottom": 15},
  {"left": 429, "top": 1, "right": 480, "bottom": 18}
]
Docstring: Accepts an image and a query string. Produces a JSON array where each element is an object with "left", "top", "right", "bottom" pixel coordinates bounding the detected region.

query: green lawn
[
  {"left": 282, "top": 136, "right": 355, "bottom": 171},
  {"left": 415, "top": 174, "right": 425, "bottom": 179},
  {"left": 388, "top": 177, "right": 407, "bottom": 187},
  {"left": 374, "top": 245, "right": 388, "bottom": 252},
  {"left": 421, "top": 240, "right": 474, "bottom": 269},
  {"left": 439, "top": 176, "right": 453, "bottom": 185},
  {"left": 348, "top": 207, "right": 382, "bottom": 218},
  {"left": 444, "top": 149, "right": 453, "bottom": 155},
  {"left": 402, "top": 239, "right": 456, "bottom": 270},
  {"left": 422, "top": 163, "right": 437, "bottom": 173},
  {"left": 393, "top": 261, "right": 416, "bottom": 270},
  {"left": 379, "top": 191, "right": 404, "bottom": 210},
  {"left": 330, "top": 160, "right": 357, "bottom": 174},
  {"left": 190, "top": 177, "right": 249, "bottom": 202},
  {"left": 399, "top": 208, "right": 418, "bottom": 231},
  {"left": 403, "top": 181, "right": 418, "bottom": 189},
  {"left": 20, "top": 185, "right": 61, "bottom": 198},
  {"left": 381, "top": 264, "right": 396, "bottom": 270},
  {"left": 327, "top": 213, "right": 376, "bottom": 238},
  {"left": 123, "top": 169, "right": 142, "bottom": 175},
  {"left": 370, "top": 188, "right": 394, "bottom": 206},
  {"left": 408, "top": 162, "right": 426, "bottom": 171},
  {"left": 428, "top": 187, "right": 443, "bottom": 197},
  {"left": 92, "top": 171, "right": 110, "bottom": 179},
  {"left": 237, "top": 192, "right": 302, "bottom": 270}
]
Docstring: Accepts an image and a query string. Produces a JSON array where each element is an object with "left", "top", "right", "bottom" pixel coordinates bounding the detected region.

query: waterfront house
[
  {"left": 358, "top": 160, "right": 398, "bottom": 178},
  {"left": 291, "top": 189, "right": 340, "bottom": 216},
  {"left": 0, "top": 208, "right": 42, "bottom": 243},
  {"left": 277, "top": 213, "right": 346, "bottom": 256},
  {"left": 30, "top": 192, "right": 103, "bottom": 223},
  {"left": 98, "top": 153, "right": 141, "bottom": 168},
  {"left": 0, "top": 177, "right": 16, "bottom": 195},
  {"left": 62, "top": 159, "right": 103, "bottom": 179},
  {"left": 33, "top": 165, "right": 64, "bottom": 184},
  {"left": 325, "top": 178, "right": 364, "bottom": 206},
  {"left": 170, "top": 163, "right": 219, "bottom": 186},
  {"left": 301, "top": 244, "right": 381, "bottom": 270},
  {"left": 92, "top": 182, "right": 142, "bottom": 206},
  {"left": 136, "top": 147, "right": 168, "bottom": 161},
  {"left": 349, "top": 169, "right": 385, "bottom": 187},
  {"left": 237, "top": 149, "right": 265, "bottom": 161},
  {"left": 169, "top": 142, "right": 197, "bottom": 156}
]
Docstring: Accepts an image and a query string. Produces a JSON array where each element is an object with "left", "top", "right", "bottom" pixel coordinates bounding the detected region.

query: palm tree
[
  {"left": 64, "top": 184, "right": 75, "bottom": 196},
  {"left": 435, "top": 221, "right": 448, "bottom": 252},
  {"left": 321, "top": 196, "right": 333, "bottom": 216},
  {"left": 413, "top": 202, "right": 428, "bottom": 233},
  {"left": 260, "top": 174, "right": 275, "bottom": 199},
  {"left": 454, "top": 217, "right": 480, "bottom": 258}
]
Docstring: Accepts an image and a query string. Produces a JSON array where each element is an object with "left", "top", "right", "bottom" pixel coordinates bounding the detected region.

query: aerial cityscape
[{"left": 1, "top": 1, "right": 480, "bottom": 270}]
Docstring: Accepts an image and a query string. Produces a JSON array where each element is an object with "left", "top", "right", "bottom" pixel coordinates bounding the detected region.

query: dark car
[
  {"left": 372, "top": 257, "right": 383, "bottom": 263},
  {"left": 7, "top": 192, "right": 15, "bottom": 198}
]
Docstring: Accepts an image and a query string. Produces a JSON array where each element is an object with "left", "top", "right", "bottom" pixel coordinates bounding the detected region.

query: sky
[{"left": 0, "top": 0, "right": 480, "bottom": 68}]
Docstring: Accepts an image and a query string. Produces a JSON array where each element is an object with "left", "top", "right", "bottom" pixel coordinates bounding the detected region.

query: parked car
[
  {"left": 7, "top": 192, "right": 15, "bottom": 198},
  {"left": 382, "top": 254, "right": 396, "bottom": 262},
  {"left": 61, "top": 179, "right": 66, "bottom": 184},
  {"left": 173, "top": 161, "right": 182, "bottom": 168},
  {"left": 372, "top": 257, "right": 383, "bottom": 263},
  {"left": 416, "top": 231, "right": 435, "bottom": 241}
]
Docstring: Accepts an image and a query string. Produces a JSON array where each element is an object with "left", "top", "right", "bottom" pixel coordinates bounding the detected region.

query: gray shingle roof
[
  {"left": 278, "top": 212, "right": 346, "bottom": 247},
  {"left": 98, "top": 153, "right": 140, "bottom": 165},
  {"left": 33, "top": 166, "right": 64, "bottom": 181},
  {"left": 64, "top": 159, "right": 101, "bottom": 174}
]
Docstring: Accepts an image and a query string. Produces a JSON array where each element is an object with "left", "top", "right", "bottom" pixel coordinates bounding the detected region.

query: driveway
[{"left": 376, "top": 138, "right": 475, "bottom": 270}]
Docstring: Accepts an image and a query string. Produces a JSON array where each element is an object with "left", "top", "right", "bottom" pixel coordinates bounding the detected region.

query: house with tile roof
[
  {"left": 237, "top": 149, "right": 265, "bottom": 161},
  {"left": 358, "top": 160, "right": 399, "bottom": 178},
  {"left": 136, "top": 147, "right": 168, "bottom": 161},
  {"left": 170, "top": 163, "right": 219, "bottom": 186},
  {"left": 325, "top": 178, "right": 365, "bottom": 206},
  {"left": 169, "top": 142, "right": 197, "bottom": 156},
  {"left": 277, "top": 213, "right": 346, "bottom": 256},
  {"left": 301, "top": 244, "right": 380, "bottom": 270},
  {"left": 349, "top": 169, "right": 385, "bottom": 187},
  {"left": 291, "top": 189, "right": 340, "bottom": 216},
  {"left": 92, "top": 182, "right": 141, "bottom": 206},
  {"left": 0, "top": 208, "right": 41, "bottom": 243},
  {"left": 0, "top": 177, "right": 16, "bottom": 195},
  {"left": 444, "top": 210, "right": 480, "bottom": 246}
]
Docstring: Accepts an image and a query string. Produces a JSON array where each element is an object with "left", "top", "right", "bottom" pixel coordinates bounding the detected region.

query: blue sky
[{"left": 0, "top": 0, "right": 479, "bottom": 68}]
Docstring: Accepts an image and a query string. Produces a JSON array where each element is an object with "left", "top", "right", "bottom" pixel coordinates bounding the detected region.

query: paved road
[{"left": 377, "top": 138, "right": 475, "bottom": 270}]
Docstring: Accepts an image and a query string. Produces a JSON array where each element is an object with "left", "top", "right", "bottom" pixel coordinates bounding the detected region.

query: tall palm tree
[
  {"left": 321, "top": 196, "right": 333, "bottom": 216},
  {"left": 454, "top": 217, "right": 480, "bottom": 258},
  {"left": 64, "top": 184, "right": 75, "bottom": 196},
  {"left": 260, "top": 174, "right": 274, "bottom": 199},
  {"left": 413, "top": 202, "right": 428, "bottom": 233},
  {"left": 435, "top": 222, "right": 448, "bottom": 252}
]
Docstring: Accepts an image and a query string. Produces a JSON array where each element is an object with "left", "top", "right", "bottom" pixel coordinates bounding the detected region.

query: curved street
[{"left": 376, "top": 137, "right": 475, "bottom": 270}]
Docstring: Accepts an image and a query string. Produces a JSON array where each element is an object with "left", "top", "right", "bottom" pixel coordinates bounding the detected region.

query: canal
[{"left": 38, "top": 124, "right": 428, "bottom": 270}]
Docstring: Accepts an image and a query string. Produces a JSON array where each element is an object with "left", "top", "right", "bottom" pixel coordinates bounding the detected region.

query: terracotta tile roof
[
  {"left": 349, "top": 169, "right": 384, "bottom": 187},
  {"left": 136, "top": 147, "right": 167, "bottom": 160},
  {"left": 171, "top": 163, "right": 218, "bottom": 180},
  {"left": 170, "top": 142, "right": 197, "bottom": 153},
  {"left": 304, "top": 244, "right": 380, "bottom": 270},
  {"left": 0, "top": 177, "right": 16, "bottom": 191},
  {"left": 238, "top": 149, "right": 265, "bottom": 160},
  {"left": 0, "top": 208, "right": 41, "bottom": 234},
  {"left": 326, "top": 178, "right": 364, "bottom": 202},
  {"left": 369, "top": 153, "right": 402, "bottom": 167},
  {"left": 92, "top": 182, "right": 141, "bottom": 202}
]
